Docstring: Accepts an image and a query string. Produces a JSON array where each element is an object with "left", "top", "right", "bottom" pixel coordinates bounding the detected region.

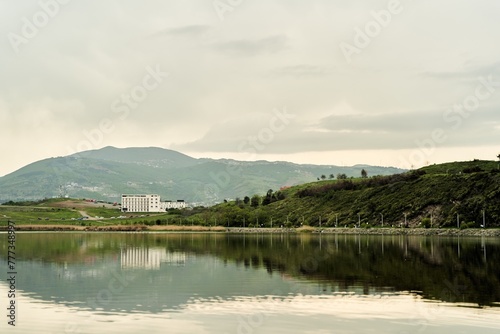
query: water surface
[{"left": 1, "top": 232, "right": 499, "bottom": 333}]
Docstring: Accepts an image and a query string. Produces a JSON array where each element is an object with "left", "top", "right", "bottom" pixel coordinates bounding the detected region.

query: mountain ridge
[{"left": 0, "top": 146, "right": 405, "bottom": 204}]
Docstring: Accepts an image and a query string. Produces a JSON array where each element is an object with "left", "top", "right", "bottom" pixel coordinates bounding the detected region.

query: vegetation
[
  {"left": 184, "top": 159, "right": 500, "bottom": 228},
  {"left": 2, "top": 159, "right": 500, "bottom": 230},
  {"left": 361, "top": 168, "right": 368, "bottom": 178}
]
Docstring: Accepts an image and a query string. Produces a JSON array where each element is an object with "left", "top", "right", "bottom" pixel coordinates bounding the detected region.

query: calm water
[{"left": 1, "top": 232, "right": 500, "bottom": 333}]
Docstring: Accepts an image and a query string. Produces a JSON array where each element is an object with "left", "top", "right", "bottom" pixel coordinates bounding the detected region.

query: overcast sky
[{"left": 1, "top": 0, "right": 500, "bottom": 176}]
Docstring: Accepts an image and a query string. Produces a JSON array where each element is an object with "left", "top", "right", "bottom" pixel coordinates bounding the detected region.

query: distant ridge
[
  {"left": 72, "top": 146, "right": 197, "bottom": 167},
  {"left": 0, "top": 146, "right": 405, "bottom": 205}
]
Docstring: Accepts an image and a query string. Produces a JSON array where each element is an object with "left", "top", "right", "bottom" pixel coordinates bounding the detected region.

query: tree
[
  {"left": 262, "top": 189, "right": 273, "bottom": 206},
  {"left": 329, "top": 174, "right": 335, "bottom": 179},
  {"left": 250, "top": 195, "right": 260, "bottom": 207},
  {"left": 337, "top": 173, "right": 347, "bottom": 180},
  {"left": 243, "top": 196, "right": 250, "bottom": 205},
  {"left": 320, "top": 174, "right": 326, "bottom": 180},
  {"left": 361, "top": 169, "right": 368, "bottom": 178}
]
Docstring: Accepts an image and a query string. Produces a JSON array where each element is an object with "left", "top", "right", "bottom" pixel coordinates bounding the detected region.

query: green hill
[
  {"left": 0, "top": 146, "right": 404, "bottom": 205},
  {"left": 189, "top": 160, "right": 500, "bottom": 228}
]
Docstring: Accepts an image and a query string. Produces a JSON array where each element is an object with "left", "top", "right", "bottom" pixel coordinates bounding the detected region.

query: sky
[{"left": 1, "top": 0, "right": 500, "bottom": 176}]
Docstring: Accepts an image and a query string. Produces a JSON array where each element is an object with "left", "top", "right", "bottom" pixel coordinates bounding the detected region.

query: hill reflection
[{"left": 0, "top": 232, "right": 499, "bottom": 312}]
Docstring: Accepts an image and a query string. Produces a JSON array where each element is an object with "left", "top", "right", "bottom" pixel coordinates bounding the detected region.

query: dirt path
[{"left": 78, "top": 211, "right": 98, "bottom": 220}]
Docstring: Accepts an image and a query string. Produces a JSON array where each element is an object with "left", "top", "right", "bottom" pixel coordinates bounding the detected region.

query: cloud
[
  {"left": 421, "top": 61, "right": 500, "bottom": 82},
  {"left": 271, "top": 64, "right": 331, "bottom": 77},
  {"left": 150, "top": 25, "right": 211, "bottom": 38},
  {"left": 214, "top": 35, "right": 289, "bottom": 56},
  {"left": 173, "top": 105, "right": 500, "bottom": 154}
]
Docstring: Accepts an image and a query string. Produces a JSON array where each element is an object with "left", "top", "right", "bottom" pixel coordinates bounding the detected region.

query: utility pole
[
  {"left": 482, "top": 210, "right": 486, "bottom": 228},
  {"left": 357, "top": 213, "right": 361, "bottom": 228},
  {"left": 380, "top": 213, "right": 384, "bottom": 227}
]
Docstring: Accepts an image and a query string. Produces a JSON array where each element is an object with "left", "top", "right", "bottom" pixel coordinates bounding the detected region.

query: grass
[{"left": 0, "top": 205, "right": 80, "bottom": 221}]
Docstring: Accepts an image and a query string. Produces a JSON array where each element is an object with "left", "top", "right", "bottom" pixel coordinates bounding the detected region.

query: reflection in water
[
  {"left": 0, "top": 232, "right": 499, "bottom": 333},
  {"left": 120, "top": 248, "right": 186, "bottom": 269}
]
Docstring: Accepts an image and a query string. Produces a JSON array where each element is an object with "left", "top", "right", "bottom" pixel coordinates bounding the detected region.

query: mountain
[
  {"left": 191, "top": 160, "right": 500, "bottom": 228},
  {"left": 0, "top": 146, "right": 405, "bottom": 205}
]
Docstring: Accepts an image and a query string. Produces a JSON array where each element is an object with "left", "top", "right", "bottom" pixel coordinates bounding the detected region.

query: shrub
[
  {"left": 460, "top": 221, "right": 475, "bottom": 229},
  {"left": 421, "top": 218, "right": 431, "bottom": 228},
  {"left": 463, "top": 166, "right": 483, "bottom": 173}
]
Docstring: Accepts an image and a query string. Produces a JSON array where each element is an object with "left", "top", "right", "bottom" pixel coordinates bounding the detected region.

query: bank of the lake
[
  {"left": 227, "top": 227, "right": 500, "bottom": 236},
  {"left": 1, "top": 224, "right": 500, "bottom": 236}
]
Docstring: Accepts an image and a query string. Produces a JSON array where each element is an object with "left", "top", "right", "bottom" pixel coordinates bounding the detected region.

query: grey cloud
[
  {"left": 422, "top": 61, "right": 500, "bottom": 81},
  {"left": 174, "top": 106, "right": 500, "bottom": 154},
  {"left": 316, "top": 112, "right": 440, "bottom": 133},
  {"left": 214, "top": 35, "right": 288, "bottom": 56}
]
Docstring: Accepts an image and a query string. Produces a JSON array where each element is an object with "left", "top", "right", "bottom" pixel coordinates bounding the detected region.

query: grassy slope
[{"left": 193, "top": 160, "right": 500, "bottom": 228}]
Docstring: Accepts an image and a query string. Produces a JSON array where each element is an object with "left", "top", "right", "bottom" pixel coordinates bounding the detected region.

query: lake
[{"left": 1, "top": 232, "right": 500, "bottom": 333}]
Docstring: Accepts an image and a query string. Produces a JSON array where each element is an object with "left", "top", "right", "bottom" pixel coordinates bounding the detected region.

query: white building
[
  {"left": 161, "top": 200, "right": 187, "bottom": 210},
  {"left": 121, "top": 194, "right": 186, "bottom": 213}
]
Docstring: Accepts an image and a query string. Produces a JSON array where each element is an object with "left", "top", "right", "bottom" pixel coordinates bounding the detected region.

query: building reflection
[{"left": 120, "top": 247, "right": 186, "bottom": 269}]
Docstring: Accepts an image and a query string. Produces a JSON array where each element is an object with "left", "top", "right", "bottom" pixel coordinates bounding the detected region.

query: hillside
[
  {"left": 0, "top": 146, "right": 404, "bottom": 205},
  {"left": 189, "top": 160, "right": 500, "bottom": 228}
]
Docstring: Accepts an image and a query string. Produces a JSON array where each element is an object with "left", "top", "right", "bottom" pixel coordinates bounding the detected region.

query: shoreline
[{"left": 0, "top": 224, "right": 499, "bottom": 236}]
